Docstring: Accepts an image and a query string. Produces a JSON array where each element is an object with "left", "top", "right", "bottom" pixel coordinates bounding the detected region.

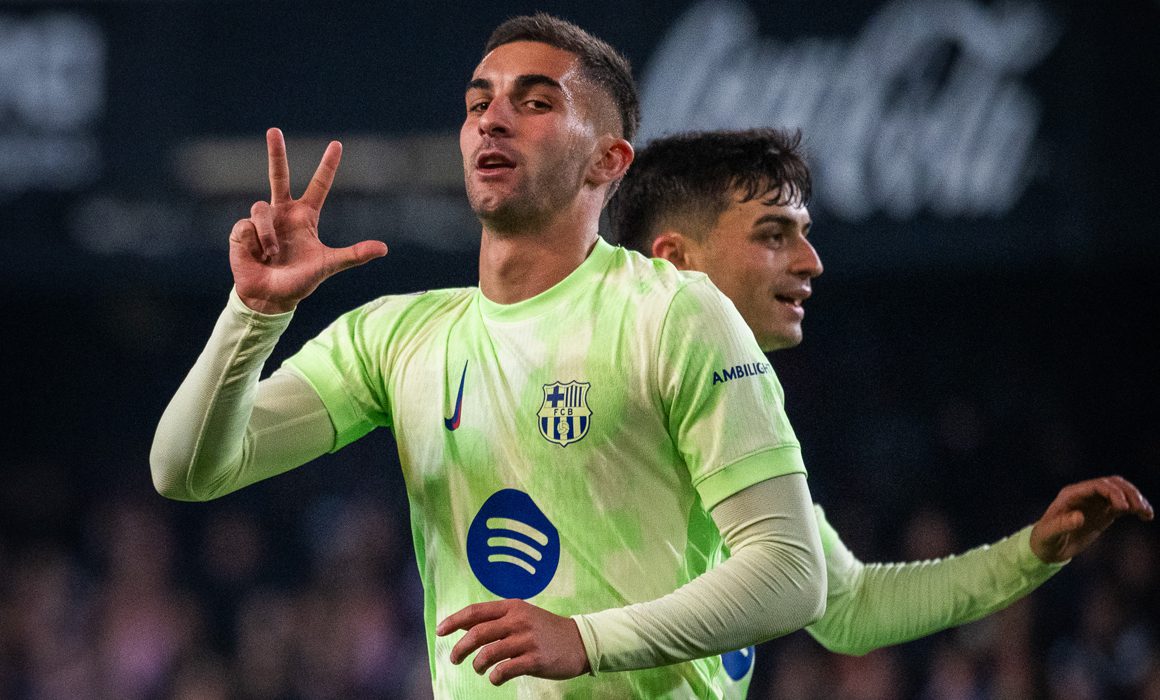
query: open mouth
[
  {"left": 476, "top": 152, "right": 516, "bottom": 172},
  {"left": 775, "top": 295, "right": 804, "bottom": 307}
]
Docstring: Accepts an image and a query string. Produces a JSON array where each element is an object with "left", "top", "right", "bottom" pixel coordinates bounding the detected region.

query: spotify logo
[
  {"left": 722, "top": 646, "right": 754, "bottom": 681},
  {"left": 466, "top": 489, "right": 560, "bottom": 599}
]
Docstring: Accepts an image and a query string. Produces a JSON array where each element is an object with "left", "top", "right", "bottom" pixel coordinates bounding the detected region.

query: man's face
[
  {"left": 684, "top": 191, "right": 822, "bottom": 351},
  {"left": 461, "top": 41, "right": 599, "bottom": 230}
]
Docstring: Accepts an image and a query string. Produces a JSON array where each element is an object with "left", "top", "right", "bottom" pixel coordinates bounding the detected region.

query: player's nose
[
  {"left": 793, "top": 238, "right": 823, "bottom": 278},
  {"left": 479, "top": 98, "right": 514, "bottom": 136}
]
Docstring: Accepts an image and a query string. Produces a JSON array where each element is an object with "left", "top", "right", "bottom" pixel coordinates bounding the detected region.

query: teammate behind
[{"left": 608, "top": 127, "right": 1153, "bottom": 657}]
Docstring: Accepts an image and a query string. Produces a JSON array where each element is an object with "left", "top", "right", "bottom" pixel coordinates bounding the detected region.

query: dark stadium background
[{"left": 2, "top": 1, "right": 1157, "bottom": 697}]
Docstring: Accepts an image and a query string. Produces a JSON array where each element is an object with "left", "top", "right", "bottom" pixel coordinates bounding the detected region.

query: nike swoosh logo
[{"left": 444, "top": 360, "right": 468, "bottom": 431}]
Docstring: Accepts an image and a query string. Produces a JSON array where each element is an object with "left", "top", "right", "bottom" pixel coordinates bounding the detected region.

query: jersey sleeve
[
  {"left": 656, "top": 278, "right": 805, "bottom": 510},
  {"left": 282, "top": 298, "right": 393, "bottom": 451},
  {"left": 807, "top": 505, "right": 1065, "bottom": 655},
  {"left": 573, "top": 473, "right": 825, "bottom": 673}
]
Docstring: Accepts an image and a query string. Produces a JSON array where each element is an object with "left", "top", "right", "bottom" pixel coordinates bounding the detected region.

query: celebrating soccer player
[{"left": 151, "top": 16, "right": 831, "bottom": 698}]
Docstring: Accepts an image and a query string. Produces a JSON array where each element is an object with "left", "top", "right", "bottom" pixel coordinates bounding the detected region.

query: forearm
[
  {"left": 573, "top": 473, "right": 826, "bottom": 673},
  {"left": 807, "top": 509, "right": 1065, "bottom": 656},
  {"left": 149, "top": 288, "right": 333, "bottom": 501}
]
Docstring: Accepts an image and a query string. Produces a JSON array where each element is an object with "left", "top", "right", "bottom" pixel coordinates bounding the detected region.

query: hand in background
[{"left": 1030, "top": 475, "right": 1153, "bottom": 563}]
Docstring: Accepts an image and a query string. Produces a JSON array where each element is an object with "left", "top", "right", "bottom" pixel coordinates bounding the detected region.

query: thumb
[
  {"left": 329, "top": 240, "right": 389, "bottom": 274},
  {"left": 1065, "top": 510, "right": 1085, "bottom": 530},
  {"left": 1042, "top": 510, "right": 1084, "bottom": 540}
]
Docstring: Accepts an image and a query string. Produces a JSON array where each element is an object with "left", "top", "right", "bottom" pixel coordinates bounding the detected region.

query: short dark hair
[
  {"left": 608, "top": 129, "right": 812, "bottom": 255},
  {"left": 485, "top": 13, "right": 640, "bottom": 143}
]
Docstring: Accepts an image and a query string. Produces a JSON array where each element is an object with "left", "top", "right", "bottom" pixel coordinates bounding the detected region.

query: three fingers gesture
[{"left": 229, "top": 128, "right": 387, "bottom": 314}]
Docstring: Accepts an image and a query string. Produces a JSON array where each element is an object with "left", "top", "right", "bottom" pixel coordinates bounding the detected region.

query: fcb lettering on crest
[{"left": 537, "top": 381, "right": 592, "bottom": 447}]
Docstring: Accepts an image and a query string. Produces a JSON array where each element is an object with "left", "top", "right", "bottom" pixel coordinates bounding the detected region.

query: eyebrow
[
  {"left": 466, "top": 74, "right": 564, "bottom": 93},
  {"left": 753, "top": 214, "right": 811, "bottom": 230}
]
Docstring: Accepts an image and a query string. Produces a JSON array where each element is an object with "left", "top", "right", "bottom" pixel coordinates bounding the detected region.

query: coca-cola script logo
[{"left": 639, "top": 0, "right": 1060, "bottom": 221}]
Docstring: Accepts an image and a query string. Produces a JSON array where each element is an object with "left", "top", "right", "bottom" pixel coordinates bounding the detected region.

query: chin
[{"left": 761, "top": 330, "right": 803, "bottom": 352}]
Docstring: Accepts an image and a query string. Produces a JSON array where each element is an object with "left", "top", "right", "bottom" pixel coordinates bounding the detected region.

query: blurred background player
[{"left": 608, "top": 127, "right": 1153, "bottom": 686}]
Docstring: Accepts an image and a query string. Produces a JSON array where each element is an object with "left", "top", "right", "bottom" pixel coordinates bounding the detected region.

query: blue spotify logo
[
  {"left": 466, "top": 489, "right": 560, "bottom": 599},
  {"left": 721, "top": 646, "right": 755, "bottom": 681}
]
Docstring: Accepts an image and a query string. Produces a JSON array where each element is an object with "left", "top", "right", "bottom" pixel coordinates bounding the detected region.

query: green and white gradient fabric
[{"left": 284, "top": 239, "right": 804, "bottom": 698}]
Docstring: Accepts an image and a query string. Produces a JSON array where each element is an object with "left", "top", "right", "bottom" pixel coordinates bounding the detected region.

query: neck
[{"left": 478, "top": 207, "right": 601, "bottom": 305}]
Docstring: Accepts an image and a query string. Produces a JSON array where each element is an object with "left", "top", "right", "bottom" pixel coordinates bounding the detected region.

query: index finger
[
  {"left": 437, "top": 601, "right": 507, "bottom": 636},
  {"left": 266, "top": 128, "right": 292, "bottom": 204},
  {"left": 1105, "top": 476, "right": 1154, "bottom": 520},
  {"left": 300, "top": 140, "right": 343, "bottom": 211}
]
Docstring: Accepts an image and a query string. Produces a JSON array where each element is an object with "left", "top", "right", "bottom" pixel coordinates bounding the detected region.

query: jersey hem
[
  {"left": 283, "top": 351, "right": 373, "bottom": 451},
  {"left": 695, "top": 444, "right": 806, "bottom": 511}
]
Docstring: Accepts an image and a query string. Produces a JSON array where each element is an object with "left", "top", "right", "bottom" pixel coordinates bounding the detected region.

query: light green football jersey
[{"left": 284, "top": 238, "right": 803, "bottom": 698}]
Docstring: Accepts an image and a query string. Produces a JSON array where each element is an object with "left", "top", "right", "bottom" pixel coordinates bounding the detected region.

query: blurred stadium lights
[
  {"left": 172, "top": 133, "right": 463, "bottom": 196},
  {"left": 62, "top": 133, "right": 474, "bottom": 259},
  {"left": 0, "top": 11, "right": 105, "bottom": 195}
]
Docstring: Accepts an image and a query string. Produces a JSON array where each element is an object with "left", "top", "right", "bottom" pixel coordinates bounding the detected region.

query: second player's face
[
  {"left": 689, "top": 191, "right": 822, "bottom": 351},
  {"left": 460, "top": 41, "right": 597, "bottom": 229}
]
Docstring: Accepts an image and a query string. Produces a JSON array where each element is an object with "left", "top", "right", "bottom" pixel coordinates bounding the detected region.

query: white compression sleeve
[
  {"left": 150, "top": 289, "right": 335, "bottom": 501},
  {"left": 806, "top": 506, "right": 1065, "bottom": 655},
  {"left": 572, "top": 472, "right": 826, "bottom": 673}
]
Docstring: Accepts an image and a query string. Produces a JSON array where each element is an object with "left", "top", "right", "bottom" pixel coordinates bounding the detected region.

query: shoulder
[
  {"left": 357, "top": 286, "right": 475, "bottom": 316},
  {"left": 325, "top": 287, "right": 476, "bottom": 340},
  {"left": 602, "top": 243, "right": 713, "bottom": 302},
  {"left": 607, "top": 246, "right": 736, "bottom": 319},
  {"left": 596, "top": 243, "right": 744, "bottom": 340}
]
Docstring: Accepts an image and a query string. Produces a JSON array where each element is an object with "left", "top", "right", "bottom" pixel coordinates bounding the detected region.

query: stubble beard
[
  {"left": 467, "top": 181, "right": 548, "bottom": 236},
  {"left": 466, "top": 148, "right": 588, "bottom": 237}
]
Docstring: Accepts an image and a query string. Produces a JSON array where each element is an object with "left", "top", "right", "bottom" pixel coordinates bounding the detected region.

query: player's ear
[
  {"left": 587, "top": 136, "right": 634, "bottom": 186},
  {"left": 652, "top": 231, "right": 694, "bottom": 270}
]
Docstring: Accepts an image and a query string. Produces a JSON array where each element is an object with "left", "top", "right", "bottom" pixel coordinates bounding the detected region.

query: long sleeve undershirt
[
  {"left": 573, "top": 474, "right": 825, "bottom": 673},
  {"left": 150, "top": 290, "right": 828, "bottom": 671},
  {"left": 150, "top": 289, "right": 331, "bottom": 501},
  {"left": 806, "top": 505, "right": 1065, "bottom": 656}
]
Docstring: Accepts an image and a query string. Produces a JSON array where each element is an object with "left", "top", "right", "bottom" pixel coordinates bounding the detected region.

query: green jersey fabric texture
[
  {"left": 807, "top": 506, "right": 1064, "bottom": 656},
  {"left": 284, "top": 239, "right": 805, "bottom": 698},
  {"left": 715, "top": 507, "right": 1064, "bottom": 700}
]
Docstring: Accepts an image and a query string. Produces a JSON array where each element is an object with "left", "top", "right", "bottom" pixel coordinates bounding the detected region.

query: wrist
[
  {"left": 235, "top": 291, "right": 298, "bottom": 316},
  {"left": 1025, "top": 523, "right": 1067, "bottom": 566},
  {"left": 229, "top": 287, "right": 298, "bottom": 319}
]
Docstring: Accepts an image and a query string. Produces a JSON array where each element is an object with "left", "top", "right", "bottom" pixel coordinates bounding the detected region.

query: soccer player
[
  {"left": 151, "top": 16, "right": 828, "bottom": 698},
  {"left": 608, "top": 127, "right": 1153, "bottom": 669}
]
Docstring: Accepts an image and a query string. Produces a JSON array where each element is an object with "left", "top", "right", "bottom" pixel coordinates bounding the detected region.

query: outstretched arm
[
  {"left": 150, "top": 129, "right": 386, "bottom": 499},
  {"left": 435, "top": 472, "right": 826, "bottom": 685},
  {"left": 807, "top": 476, "right": 1152, "bottom": 656}
]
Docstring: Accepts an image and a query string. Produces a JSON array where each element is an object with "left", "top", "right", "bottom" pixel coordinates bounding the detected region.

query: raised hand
[
  {"left": 1030, "top": 475, "right": 1153, "bottom": 563},
  {"left": 436, "top": 599, "right": 590, "bottom": 686},
  {"left": 229, "top": 128, "right": 388, "bottom": 314}
]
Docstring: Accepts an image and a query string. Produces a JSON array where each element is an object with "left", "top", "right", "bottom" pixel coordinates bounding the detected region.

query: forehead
[
  {"left": 713, "top": 187, "right": 810, "bottom": 230},
  {"left": 471, "top": 40, "right": 583, "bottom": 87}
]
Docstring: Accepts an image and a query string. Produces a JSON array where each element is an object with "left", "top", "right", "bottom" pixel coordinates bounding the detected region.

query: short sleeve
[
  {"left": 657, "top": 278, "right": 805, "bottom": 509},
  {"left": 282, "top": 300, "right": 392, "bottom": 451}
]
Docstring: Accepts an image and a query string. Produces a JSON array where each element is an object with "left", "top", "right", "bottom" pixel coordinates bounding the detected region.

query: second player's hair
[
  {"left": 609, "top": 129, "right": 812, "bottom": 255},
  {"left": 485, "top": 13, "right": 640, "bottom": 143}
]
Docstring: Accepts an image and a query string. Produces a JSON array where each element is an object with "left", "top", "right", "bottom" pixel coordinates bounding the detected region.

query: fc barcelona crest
[{"left": 537, "top": 381, "right": 592, "bottom": 447}]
